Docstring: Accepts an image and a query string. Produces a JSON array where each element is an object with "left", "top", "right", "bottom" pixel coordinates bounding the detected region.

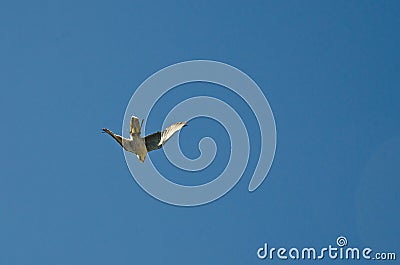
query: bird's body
[
  {"left": 122, "top": 134, "right": 147, "bottom": 162},
  {"left": 102, "top": 115, "right": 187, "bottom": 162}
]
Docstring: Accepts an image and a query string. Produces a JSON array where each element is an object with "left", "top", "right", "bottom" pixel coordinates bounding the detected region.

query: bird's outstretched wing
[
  {"left": 144, "top": 132, "right": 162, "bottom": 152},
  {"left": 102, "top": 128, "right": 123, "bottom": 147},
  {"left": 160, "top": 122, "right": 187, "bottom": 146},
  {"left": 144, "top": 122, "right": 187, "bottom": 152},
  {"left": 130, "top": 115, "right": 142, "bottom": 136}
]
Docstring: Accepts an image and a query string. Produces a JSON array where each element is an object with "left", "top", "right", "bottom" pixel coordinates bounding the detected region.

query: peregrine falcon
[{"left": 102, "top": 115, "right": 187, "bottom": 162}]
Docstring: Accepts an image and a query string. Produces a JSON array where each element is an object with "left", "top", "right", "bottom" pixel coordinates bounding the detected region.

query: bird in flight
[{"left": 102, "top": 115, "right": 187, "bottom": 162}]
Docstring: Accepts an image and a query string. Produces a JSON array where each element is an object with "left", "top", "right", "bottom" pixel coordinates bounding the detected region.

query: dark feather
[
  {"left": 102, "top": 128, "right": 123, "bottom": 147},
  {"left": 144, "top": 132, "right": 162, "bottom": 152}
]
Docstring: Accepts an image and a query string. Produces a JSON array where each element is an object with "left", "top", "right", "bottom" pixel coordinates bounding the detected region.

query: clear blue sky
[{"left": 1, "top": 1, "right": 399, "bottom": 264}]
